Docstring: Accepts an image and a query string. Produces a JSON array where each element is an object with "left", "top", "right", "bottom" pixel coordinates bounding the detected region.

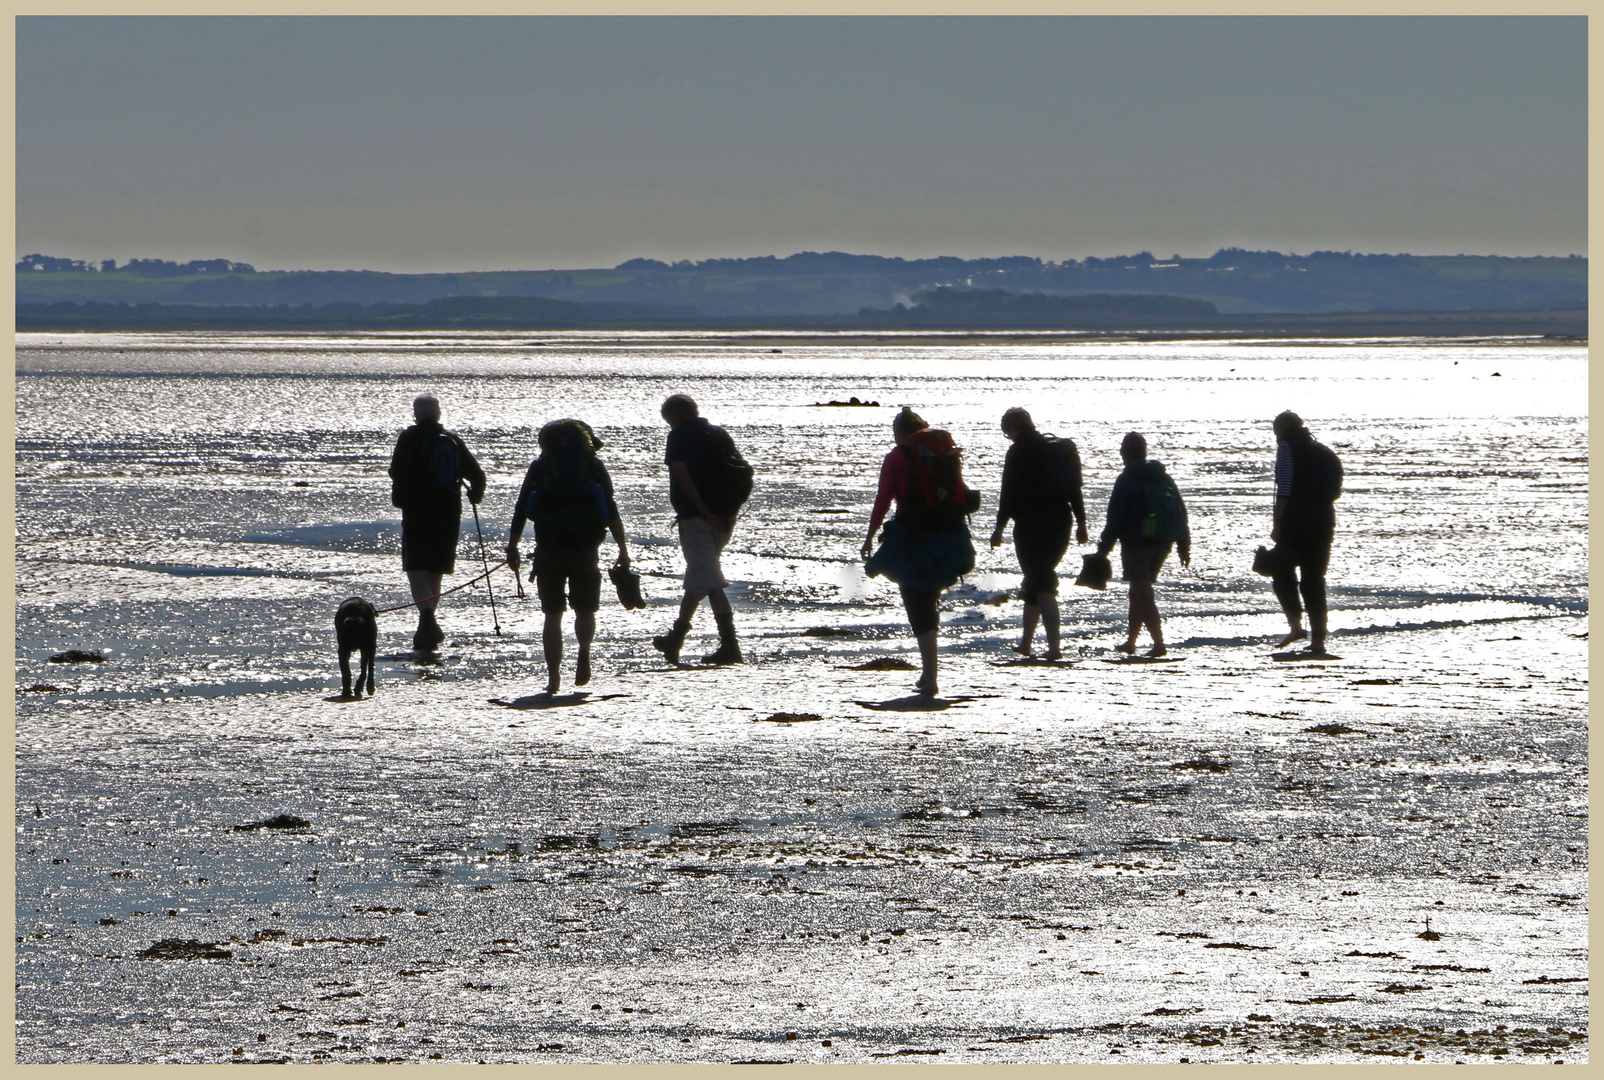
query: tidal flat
[{"left": 15, "top": 333, "right": 1587, "bottom": 1063}]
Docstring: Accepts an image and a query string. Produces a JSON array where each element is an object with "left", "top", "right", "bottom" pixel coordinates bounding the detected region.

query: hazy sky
[{"left": 17, "top": 16, "right": 1587, "bottom": 272}]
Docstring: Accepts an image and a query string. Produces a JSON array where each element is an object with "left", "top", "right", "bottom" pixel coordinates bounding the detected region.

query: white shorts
[{"left": 677, "top": 515, "right": 732, "bottom": 598}]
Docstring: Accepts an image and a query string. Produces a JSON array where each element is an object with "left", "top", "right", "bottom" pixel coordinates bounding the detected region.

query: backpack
[
  {"left": 901, "top": 428, "right": 973, "bottom": 533},
  {"left": 1135, "top": 479, "right": 1185, "bottom": 543},
  {"left": 524, "top": 451, "right": 609, "bottom": 545},
  {"left": 699, "top": 426, "right": 755, "bottom": 517},
  {"left": 1300, "top": 440, "right": 1344, "bottom": 503},
  {"left": 1040, "top": 435, "right": 1082, "bottom": 503},
  {"left": 422, "top": 432, "right": 461, "bottom": 494}
]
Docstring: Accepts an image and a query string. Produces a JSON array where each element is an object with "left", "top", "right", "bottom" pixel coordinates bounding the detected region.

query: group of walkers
[{"left": 388, "top": 392, "right": 1342, "bottom": 697}]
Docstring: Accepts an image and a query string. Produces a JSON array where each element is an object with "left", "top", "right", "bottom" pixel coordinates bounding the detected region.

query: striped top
[{"left": 1275, "top": 441, "right": 1295, "bottom": 498}]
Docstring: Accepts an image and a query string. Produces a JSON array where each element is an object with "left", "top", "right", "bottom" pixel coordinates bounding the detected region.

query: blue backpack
[
  {"left": 1136, "top": 479, "right": 1185, "bottom": 543},
  {"left": 423, "top": 432, "right": 461, "bottom": 494}
]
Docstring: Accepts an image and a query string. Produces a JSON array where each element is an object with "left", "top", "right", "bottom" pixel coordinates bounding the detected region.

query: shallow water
[{"left": 15, "top": 331, "right": 1587, "bottom": 1063}]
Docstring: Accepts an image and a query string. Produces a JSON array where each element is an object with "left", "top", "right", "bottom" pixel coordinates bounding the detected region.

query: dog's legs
[
  {"left": 339, "top": 650, "right": 353, "bottom": 698},
  {"left": 362, "top": 647, "right": 375, "bottom": 696}
]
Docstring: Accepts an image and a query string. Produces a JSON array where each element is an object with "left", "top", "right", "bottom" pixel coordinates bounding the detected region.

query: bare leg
[
  {"left": 1132, "top": 581, "right": 1166, "bottom": 656},
  {"left": 1016, "top": 603, "right": 1039, "bottom": 656},
  {"left": 542, "top": 611, "right": 564, "bottom": 694},
  {"left": 914, "top": 629, "right": 939, "bottom": 697},
  {"left": 1272, "top": 561, "right": 1307, "bottom": 646},
  {"left": 706, "top": 588, "right": 731, "bottom": 617},
  {"left": 1119, "top": 585, "right": 1143, "bottom": 654},
  {"left": 1039, "top": 592, "right": 1062, "bottom": 659},
  {"left": 574, "top": 611, "right": 595, "bottom": 685},
  {"left": 408, "top": 571, "right": 444, "bottom": 608}
]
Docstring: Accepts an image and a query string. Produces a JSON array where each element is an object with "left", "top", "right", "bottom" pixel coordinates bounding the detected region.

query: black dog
[{"left": 335, "top": 597, "right": 378, "bottom": 698}]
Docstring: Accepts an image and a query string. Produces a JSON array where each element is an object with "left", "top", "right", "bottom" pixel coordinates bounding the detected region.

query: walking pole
[{"left": 467, "top": 488, "right": 502, "bottom": 636}]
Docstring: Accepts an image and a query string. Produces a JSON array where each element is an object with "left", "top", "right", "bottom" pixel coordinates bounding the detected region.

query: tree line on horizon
[
  {"left": 15, "top": 248, "right": 1587, "bottom": 317},
  {"left": 20, "top": 247, "right": 1585, "bottom": 277}
]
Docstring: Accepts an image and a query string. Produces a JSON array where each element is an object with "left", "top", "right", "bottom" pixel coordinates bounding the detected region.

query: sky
[{"left": 16, "top": 16, "right": 1588, "bottom": 273}]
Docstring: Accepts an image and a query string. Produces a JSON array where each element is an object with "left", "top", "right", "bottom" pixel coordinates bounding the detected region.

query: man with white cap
[{"left": 388, "top": 394, "right": 486, "bottom": 651}]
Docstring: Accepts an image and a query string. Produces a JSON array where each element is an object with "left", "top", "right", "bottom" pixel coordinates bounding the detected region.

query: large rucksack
[
  {"left": 1039, "top": 434, "right": 1082, "bottom": 503},
  {"left": 699, "top": 426, "right": 754, "bottom": 517},
  {"left": 1298, "top": 440, "right": 1344, "bottom": 503},
  {"left": 1135, "top": 478, "right": 1185, "bottom": 543},
  {"left": 422, "top": 432, "right": 461, "bottom": 494},
  {"left": 901, "top": 428, "right": 975, "bottom": 533},
  {"left": 525, "top": 451, "right": 609, "bottom": 546}
]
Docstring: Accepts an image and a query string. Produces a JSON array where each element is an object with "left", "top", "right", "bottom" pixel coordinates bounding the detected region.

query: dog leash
[{"left": 374, "top": 561, "right": 513, "bottom": 615}]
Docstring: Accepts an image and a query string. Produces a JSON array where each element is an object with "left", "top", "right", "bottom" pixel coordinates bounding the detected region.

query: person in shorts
[
  {"left": 989, "top": 407, "right": 1089, "bottom": 659},
  {"left": 506, "top": 419, "right": 630, "bottom": 694},
  {"left": 1095, "top": 431, "right": 1190, "bottom": 657},
  {"left": 388, "top": 394, "right": 486, "bottom": 652},
  {"left": 652, "top": 394, "right": 745, "bottom": 665}
]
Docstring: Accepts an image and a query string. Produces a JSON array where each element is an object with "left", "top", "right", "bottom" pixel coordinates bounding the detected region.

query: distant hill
[
  {"left": 14, "top": 294, "right": 700, "bottom": 331},
  {"left": 15, "top": 248, "right": 1586, "bottom": 318},
  {"left": 17, "top": 287, "right": 1586, "bottom": 338}
]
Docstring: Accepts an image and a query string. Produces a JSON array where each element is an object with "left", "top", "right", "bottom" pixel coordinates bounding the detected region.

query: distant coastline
[
  {"left": 16, "top": 248, "right": 1586, "bottom": 338},
  {"left": 15, "top": 301, "right": 1586, "bottom": 342}
]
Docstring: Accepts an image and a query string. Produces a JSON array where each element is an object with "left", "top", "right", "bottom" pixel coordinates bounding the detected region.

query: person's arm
[
  {"left": 1271, "top": 441, "right": 1293, "bottom": 542},
  {"left": 1067, "top": 445, "right": 1089, "bottom": 544},
  {"left": 608, "top": 513, "right": 630, "bottom": 566},
  {"left": 456, "top": 437, "right": 487, "bottom": 505},
  {"left": 991, "top": 443, "right": 1018, "bottom": 548},
  {"left": 668, "top": 460, "right": 724, "bottom": 530},
  {"left": 596, "top": 460, "right": 629, "bottom": 564},
  {"left": 862, "top": 451, "right": 902, "bottom": 558},
  {"left": 1175, "top": 482, "right": 1191, "bottom": 568},
  {"left": 388, "top": 428, "right": 414, "bottom": 509},
  {"left": 1096, "top": 474, "right": 1124, "bottom": 556},
  {"left": 504, "top": 462, "right": 538, "bottom": 570}
]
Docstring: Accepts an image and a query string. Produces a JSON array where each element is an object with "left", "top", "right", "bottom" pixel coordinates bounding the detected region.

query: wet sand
[
  {"left": 16, "top": 334, "right": 1586, "bottom": 1062},
  {"left": 16, "top": 610, "right": 1587, "bottom": 1064}
]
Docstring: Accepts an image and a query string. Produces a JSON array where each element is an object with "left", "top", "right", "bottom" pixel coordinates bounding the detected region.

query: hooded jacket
[{"left": 1097, "top": 458, "right": 1190, "bottom": 558}]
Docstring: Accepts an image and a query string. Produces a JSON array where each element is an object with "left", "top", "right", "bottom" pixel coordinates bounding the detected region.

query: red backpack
[{"left": 900, "top": 428, "right": 976, "bottom": 532}]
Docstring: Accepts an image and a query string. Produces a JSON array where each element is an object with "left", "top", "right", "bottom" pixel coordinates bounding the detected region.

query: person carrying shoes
[
  {"left": 506, "top": 419, "right": 631, "bottom": 695},
  {"left": 1268, "top": 410, "right": 1343, "bottom": 655},
  {"left": 1094, "top": 431, "right": 1189, "bottom": 658}
]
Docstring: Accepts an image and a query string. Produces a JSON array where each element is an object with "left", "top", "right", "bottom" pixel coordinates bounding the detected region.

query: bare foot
[
  {"left": 1277, "top": 627, "right": 1308, "bottom": 648},
  {"left": 544, "top": 676, "right": 560, "bottom": 695},
  {"left": 1012, "top": 642, "right": 1032, "bottom": 657},
  {"left": 1042, "top": 649, "right": 1063, "bottom": 661},
  {"left": 575, "top": 651, "right": 591, "bottom": 686},
  {"left": 1115, "top": 641, "right": 1137, "bottom": 655},
  {"left": 1146, "top": 644, "right": 1168, "bottom": 659}
]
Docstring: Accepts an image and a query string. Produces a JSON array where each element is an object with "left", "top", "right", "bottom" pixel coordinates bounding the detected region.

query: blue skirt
[{"left": 865, "top": 518, "right": 975, "bottom": 594}]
